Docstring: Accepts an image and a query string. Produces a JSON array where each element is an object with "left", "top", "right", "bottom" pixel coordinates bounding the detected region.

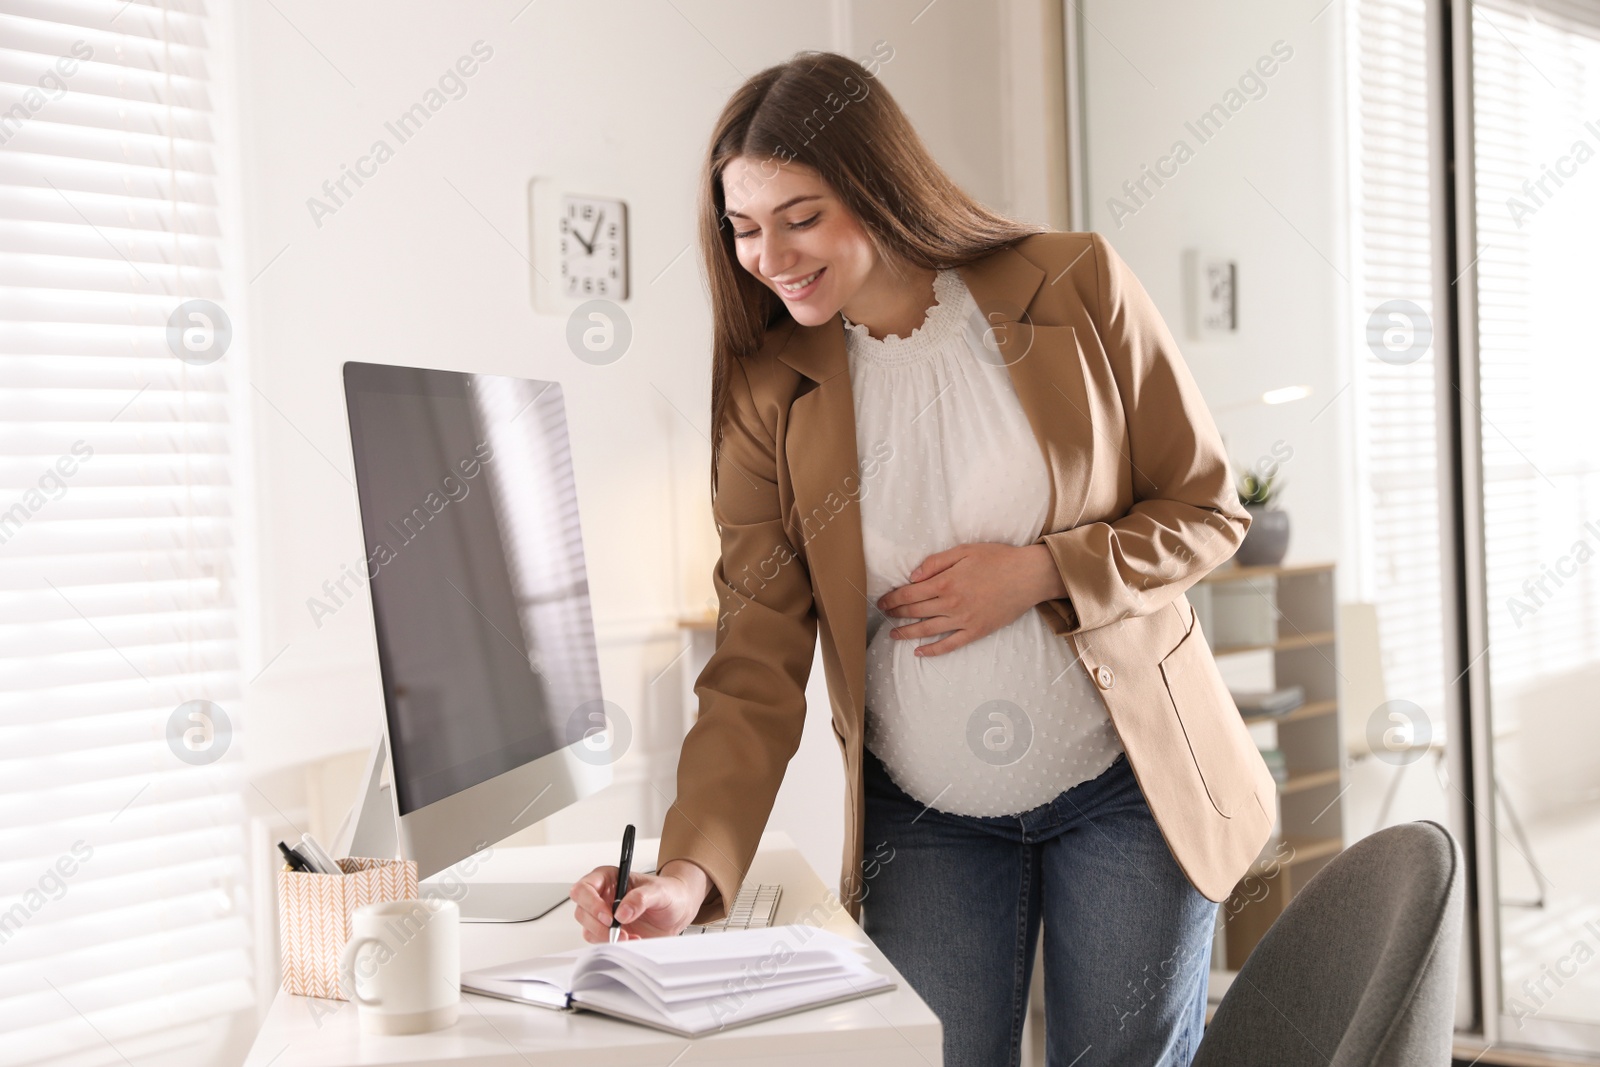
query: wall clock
[
  {"left": 529, "top": 180, "right": 630, "bottom": 313},
  {"left": 559, "top": 193, "right": 628, "bottom": 300}
]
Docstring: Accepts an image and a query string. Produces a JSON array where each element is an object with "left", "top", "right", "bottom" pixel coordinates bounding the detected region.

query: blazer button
[{"left": 1095, "top": 665, "right": 1115, "bottom": 689}]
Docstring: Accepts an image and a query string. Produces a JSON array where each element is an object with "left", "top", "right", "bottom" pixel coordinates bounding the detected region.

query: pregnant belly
[{"left": 862, "top": 607, "right": 1119, "bottom": 816}]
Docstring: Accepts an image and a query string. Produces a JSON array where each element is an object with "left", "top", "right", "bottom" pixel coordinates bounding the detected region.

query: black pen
[
  {"left": 278, "top": 841, "right": 313, "bottom": 873},
  {"left": 609, "top": 823, "right": 635, "bottom": 943}
]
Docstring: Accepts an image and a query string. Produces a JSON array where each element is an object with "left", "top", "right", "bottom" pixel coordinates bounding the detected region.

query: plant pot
[{"left": 1236, "top": 505, "right": 1289, "bottom": 567}]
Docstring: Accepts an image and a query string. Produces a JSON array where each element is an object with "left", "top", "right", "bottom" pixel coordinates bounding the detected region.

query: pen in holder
[{"left": 277, "top": 857, "right": 418, "bottom": 999}]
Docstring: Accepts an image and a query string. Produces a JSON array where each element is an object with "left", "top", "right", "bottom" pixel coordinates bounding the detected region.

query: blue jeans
[{"left": 860, "top": 745, "right": 1217, "bottom": 1067}]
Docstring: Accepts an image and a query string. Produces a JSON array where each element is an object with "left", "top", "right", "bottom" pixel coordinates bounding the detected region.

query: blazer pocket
[{"left": 1159, "top": 603, "right": 1253, "bottom": 820}]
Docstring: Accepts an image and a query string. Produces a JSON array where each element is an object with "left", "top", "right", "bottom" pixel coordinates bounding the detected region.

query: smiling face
[{"left": 720, "top": 156, "right": 880, "bottom": 328}]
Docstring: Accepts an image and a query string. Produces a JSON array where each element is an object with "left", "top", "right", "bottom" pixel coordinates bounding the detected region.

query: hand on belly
[{"left": 875, "top": 541, "right": 1060, "bottom": 657}]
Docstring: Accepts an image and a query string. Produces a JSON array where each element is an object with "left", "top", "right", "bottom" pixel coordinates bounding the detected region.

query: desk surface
[{"left": 242, "top": 832, "right": 942, "bottom": 1066}]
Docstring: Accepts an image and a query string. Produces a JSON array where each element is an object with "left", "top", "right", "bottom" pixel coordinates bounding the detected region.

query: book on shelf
[{"left": 1231, "top": 685, "right": 1306, "bottom": 718}]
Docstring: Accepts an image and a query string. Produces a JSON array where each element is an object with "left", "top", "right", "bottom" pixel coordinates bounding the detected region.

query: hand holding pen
[{"left": 568, "top": 826, "right": 712, "bottom": 942}]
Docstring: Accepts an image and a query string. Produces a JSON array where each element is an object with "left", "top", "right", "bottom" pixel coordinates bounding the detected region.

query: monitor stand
[
  {"left": 437, "top": 881, "right": 572, "bottom": 923},
  {"left": 332, "top": 735, "right": 576, "bottom": 923}
]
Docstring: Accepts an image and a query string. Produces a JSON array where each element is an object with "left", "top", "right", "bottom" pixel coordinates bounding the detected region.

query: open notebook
[{"left": 460, "top": 925, "right": 895, "bottom": 1037}]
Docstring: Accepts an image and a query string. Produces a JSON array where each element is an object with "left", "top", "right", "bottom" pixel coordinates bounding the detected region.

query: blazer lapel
[{"left": 773, "top": 244, "right": 1098, "bottom": 736}]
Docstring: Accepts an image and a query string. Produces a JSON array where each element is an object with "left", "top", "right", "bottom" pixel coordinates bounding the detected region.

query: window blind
[
  {"left": 0, "top": 0, "right": 251, "bottom": 1063},
  {"left": 1349, "top": 0, "right": 1452, "bottom": 729}
]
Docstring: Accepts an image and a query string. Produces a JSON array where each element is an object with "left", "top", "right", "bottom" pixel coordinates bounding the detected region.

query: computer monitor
[{"left": 335, "top": 362, "right": 615, "bottom": 920}]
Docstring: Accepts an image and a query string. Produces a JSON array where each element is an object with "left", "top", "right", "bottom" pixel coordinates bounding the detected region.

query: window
[
  {"left": 1471, "top": 0, "right": 1600, "bottom": 692},
  {"left": 1348, "top": 0, "right": 1452, "bottom": 740},
  {"left": 1471, "top": 0, "right": 1600, "bottom": 1045},
  {"left": 1353, "top": 0, "right": 1600, "bottom": 1051},
  {"left": 0, "top": 0, "right": 251, "bottom": 1062}
]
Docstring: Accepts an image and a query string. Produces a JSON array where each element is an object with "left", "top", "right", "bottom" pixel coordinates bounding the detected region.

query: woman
[{"left": 570, "top": 50, "right": 1275, "bottom": 1066}]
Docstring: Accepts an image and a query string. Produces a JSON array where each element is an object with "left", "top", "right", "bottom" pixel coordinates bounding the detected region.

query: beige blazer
[{"left": 661, "top": 230, "right": 1276, "bottom": 925}]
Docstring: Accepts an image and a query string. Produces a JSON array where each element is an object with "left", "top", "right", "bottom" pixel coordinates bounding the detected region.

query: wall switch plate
[{"left": 1183, "top": 248, "right": 1238, "bottom": 339}]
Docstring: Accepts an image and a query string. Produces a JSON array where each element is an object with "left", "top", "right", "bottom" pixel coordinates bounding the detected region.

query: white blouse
[{"left": 844, "top": 267, "right": 1124, "bottom": 817}]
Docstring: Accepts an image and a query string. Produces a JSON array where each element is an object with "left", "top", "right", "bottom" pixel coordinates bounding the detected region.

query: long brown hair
[{"left": 700, "top": 49, "right": 1047, "bottom": 498}]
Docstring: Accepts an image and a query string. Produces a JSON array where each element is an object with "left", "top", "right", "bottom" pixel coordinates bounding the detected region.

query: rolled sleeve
[{"left": 1035, "top": 233, "right": 1251, "bottom": 634}]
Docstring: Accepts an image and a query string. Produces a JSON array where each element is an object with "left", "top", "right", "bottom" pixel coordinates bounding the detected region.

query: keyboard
[{"left": 679, "top": 882, "right": 782, "bottom": 935}]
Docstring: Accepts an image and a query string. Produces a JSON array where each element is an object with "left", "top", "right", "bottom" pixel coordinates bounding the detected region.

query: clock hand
[
  {"left": 569, "top": 226, "right": 593, "bottom": 255},
  {"left": 584, "top": 212, "right": 604, "bottom": 253}
]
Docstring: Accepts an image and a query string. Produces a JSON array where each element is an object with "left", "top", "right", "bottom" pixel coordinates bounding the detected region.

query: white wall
[
  {"left": 1080, "top": 0, "right": 1349, "bottom": 574},
  {"left": 235, "top": 0, "right": 1069, "bottom": 891}
]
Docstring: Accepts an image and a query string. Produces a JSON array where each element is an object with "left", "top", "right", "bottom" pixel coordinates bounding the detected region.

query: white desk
[{"left": 242, "top": 832, "right": 942, "bottom": 1065}]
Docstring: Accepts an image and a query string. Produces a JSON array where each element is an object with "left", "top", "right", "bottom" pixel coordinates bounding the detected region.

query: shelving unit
[{"left": 1189, "top": 561, "right": 1345, "bottom": 970}]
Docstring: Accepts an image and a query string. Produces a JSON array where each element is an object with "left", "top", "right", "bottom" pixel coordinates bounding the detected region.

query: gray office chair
[{"left": 1194, "top": 820, "right": 1464, "bottom": 1067}]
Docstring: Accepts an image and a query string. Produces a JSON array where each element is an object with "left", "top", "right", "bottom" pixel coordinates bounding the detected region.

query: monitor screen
[{"left": 342, "top": 363, "right": 604, "bottom": 814}]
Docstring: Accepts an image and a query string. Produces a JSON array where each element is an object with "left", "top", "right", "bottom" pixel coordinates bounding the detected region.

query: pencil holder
[{"left": 277, "top": 857, "right": 418, "bottom": 999}]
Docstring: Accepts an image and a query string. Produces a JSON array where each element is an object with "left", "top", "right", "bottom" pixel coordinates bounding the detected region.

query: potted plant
[{"left": 1235, "top": 464, "right": 1289, "bottom": 566}]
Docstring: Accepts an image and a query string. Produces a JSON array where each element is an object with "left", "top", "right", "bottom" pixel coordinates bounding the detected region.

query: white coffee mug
[{"left": 339, "top": 897, "right": 460, "bottom": 1034}]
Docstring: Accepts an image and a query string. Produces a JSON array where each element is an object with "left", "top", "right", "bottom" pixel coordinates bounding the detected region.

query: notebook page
[
  {"left": 463, "top": 952, "right": 581, "bottom": 1002},
  {"left": 567, "top": 953, "right": 881, "bottom": 1018},
  {"left": 572, "top": 925, "right": 872, "bottom": 989},
  {"left": 578, "top": 955, "right": 858, "bottom": 1005},
  {"left": 603, "top": 945, "right": 863, "bottom": 990},
  {"left": 572, "top": 966, "right": 895, "bottom": 1037},
  {"left": 464, "top": 924, "right": 883, "bottom": 1027}
]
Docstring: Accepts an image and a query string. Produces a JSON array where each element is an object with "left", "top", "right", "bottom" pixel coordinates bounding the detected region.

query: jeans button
[{"left": 1095, "top": 665, "right": 1114, "bottom": 689}]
